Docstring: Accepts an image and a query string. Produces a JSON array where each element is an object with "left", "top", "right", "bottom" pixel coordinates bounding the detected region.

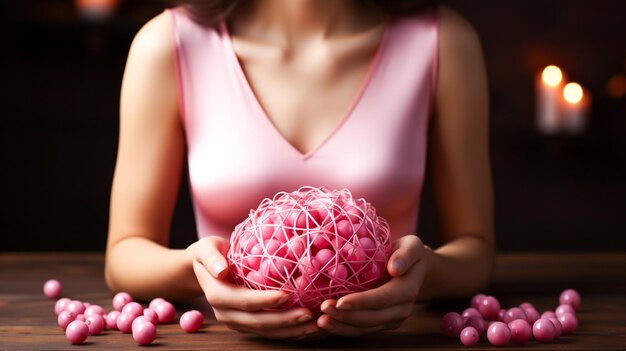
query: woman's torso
[{"left": 169, "top": 6, "right": 438, "bottom": 240}]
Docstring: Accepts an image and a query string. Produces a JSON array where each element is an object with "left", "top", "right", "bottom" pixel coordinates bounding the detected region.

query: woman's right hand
[{"left": 186, "top": 236, "right": 324, "bottom": 340}]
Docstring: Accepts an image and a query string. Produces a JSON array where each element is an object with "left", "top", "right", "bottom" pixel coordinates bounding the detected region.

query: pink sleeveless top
[{"left": 169, "top": 7, "right": 438, "bottom": 241}]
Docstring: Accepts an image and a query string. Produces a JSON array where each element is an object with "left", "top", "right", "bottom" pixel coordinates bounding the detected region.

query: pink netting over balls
[{"left": 228, "top": 186, "right": 391, "bottom": 312}]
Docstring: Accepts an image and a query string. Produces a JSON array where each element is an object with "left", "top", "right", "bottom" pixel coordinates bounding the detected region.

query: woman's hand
[
  {"left": 316, "top": 235, "right": 431, "bottom": 337},
  {"left": 187, "top": 236, "right": 324, "bottom": 339}
]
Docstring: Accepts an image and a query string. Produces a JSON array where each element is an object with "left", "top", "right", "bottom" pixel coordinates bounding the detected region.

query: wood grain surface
[{"left": 1, "top": 252, "right": 625, "bottom": 350}]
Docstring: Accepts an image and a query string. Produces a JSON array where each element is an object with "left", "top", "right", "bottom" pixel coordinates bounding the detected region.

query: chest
[{"left": 230, "top": 32, "right": 384, "bottom": 155}]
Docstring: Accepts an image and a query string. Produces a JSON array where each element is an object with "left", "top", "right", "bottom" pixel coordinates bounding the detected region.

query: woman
[{"left": 105, "top": 0, "right": 494, "bottom": 339}]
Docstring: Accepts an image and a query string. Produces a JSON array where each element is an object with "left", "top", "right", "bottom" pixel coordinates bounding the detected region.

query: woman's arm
[
  {"left": 104, "top": 12, "right": 201, "bottom": 300},
  {"left": 419, "top": 5, "right": 495, "bottom": 300}
]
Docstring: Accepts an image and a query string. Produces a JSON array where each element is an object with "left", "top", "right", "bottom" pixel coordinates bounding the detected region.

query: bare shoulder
[
  {"left": 127, "top": 11, "right": 174, "bottom": 67},
  {"left": 437, "top": 5, "right": 483, "bottom": 58}
]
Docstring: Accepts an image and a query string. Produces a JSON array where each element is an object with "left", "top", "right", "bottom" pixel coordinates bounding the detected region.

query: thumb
[
  {"left": 387, "top": 235, "right": 425, "bottom": 277},
  {"left": 193, "top": 236, "right": 231, "bottom": 280}
]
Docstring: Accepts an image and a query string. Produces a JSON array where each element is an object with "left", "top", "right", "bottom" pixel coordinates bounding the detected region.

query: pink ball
[
  {"left": 464, "top": 316, "right": 487, "bottom": 336},
  {"left": 470, "top": 294, "right": 486, "bottom": 309},
  {"left": 461, "top": 307, "right": 482, "bottom": 319},
  {"left": 132, "top": 316, "right": 155, "bottom": 331},
  {"left": 549, "top": 317, "right": 563, "bottom": 339},
  {"left": 559, "top": 289, "right": 581, "bottom": 310},
  {"left": 154, "top": 301, "right": 176, "bottom": 324},
  {"left": 106, "top": 311, "right": 120, "bottom": 330},
  {"left": 508, "top": 319, "right": 532, "bottom": 343},
  {"left": 66, "top": 300, "right": 86, "bottom": 315},
  {"left": 180, "top": 310, "right": 204, "bottom": 333},
  {"left": 519, "top": 302, "right": 535, "bottom": 310},
  {"left": 558, "top": 312, "right": 578, "bottom": 334},
  {"left": 522, "top": 307, "right": 540, "bottom": 325},
  {"left": 75, "top": 314, "right": 86, "bottom": 322},
  {"left": 227, "top": 187, "right": 391, "bottom": 312},
  {"left": 132, "top": 320, "right": 157, "bottom": 345},
  {"left": 555, "top": 303, "right": 576, "bottom": 316},
  {"left": 533, "top": 318, "right": 556, "bottom": 342},
  {"left": 116, "top": 312, "right": 136, "bottom": 333},
  {"left": 65, "top": 320, "right": 89, "bottom": 344},
  {"left": 122, "top": 302, "right": 144, "bottom": 318},
  {"left": 441, "top": 312, "right": 464, "bottom": 337},
  {"left": 460, "top": 326, "right": 479, "bottom": 346},
  {"left": 85, "top": 315, "right": 105, "bottom": 336},
  {"left": 487, "top": 321, "right": 511, "bottom": 346},
  {"left": 43, "top": 279, "right": 62, "bottom": 299},
  {"left": 112, "top": 292, "right": 133, "bottom": 311},
  {"left": 541, "top": 310, "right": 556, "bottom": 319},
  {"left": 57, "top": 310, "right": 77, "bottom": 330},
  {"left": 478, "top": 296, "right": 501, "bottom": 320},
  {"left": 54, "top": 297, "right": 71, "bottom": 315},
  {"left": 84, "top": 305, "right": 106, "bottom": 317},
  {"left": 143, "top": 308, "right": 159, "bottom": 325},
  {"left": 148, "top": 297, "right": 166, "bottom": 310},
  {"left": 504, "top": 307, "right": 526, "bottom": 323}
]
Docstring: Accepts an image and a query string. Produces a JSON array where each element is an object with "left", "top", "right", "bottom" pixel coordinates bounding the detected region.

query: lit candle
[
  {"left": 561, "top": 82, "right": 590, "bottom": 134},
  {"left": 76, "top": 0, "right": 120, "bottom": 21},
  {"left": 536, "top": 65, "right": 564, "bottom": 134}
]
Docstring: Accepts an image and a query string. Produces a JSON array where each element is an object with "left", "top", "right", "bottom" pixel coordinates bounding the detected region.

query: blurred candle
[
  {"left": 536, "top": 65, "right": 564, "bottom": 134},
  {"left": 76, "top": 0, "right": 120, "bottom": 21},
  {"left": 562, "top": 82, "right": 590, "bottom": 134}
]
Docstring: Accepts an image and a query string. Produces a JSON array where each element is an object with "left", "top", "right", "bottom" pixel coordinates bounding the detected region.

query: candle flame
[
  {"left": 542, "top": 65, "right": 563, "bottom": 87},
  {"left": 563, "top": 83, "right": 583, "bottom": 104}
]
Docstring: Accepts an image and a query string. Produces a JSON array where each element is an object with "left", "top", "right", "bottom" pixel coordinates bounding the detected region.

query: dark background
[{"left": 1, "top": 0, "right": 625, "bottom": 252}]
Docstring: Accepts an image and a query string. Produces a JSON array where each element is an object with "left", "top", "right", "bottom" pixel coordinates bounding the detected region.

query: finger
[
  {"left": 226, "top": 319, "right": 322, "bottom": 340},
  {"left": 217, "top": 307, "right": 315, "bottom": 333},
  {"left": 335, "top": 260, "right": 426, "bottom": 310},
  {"left": 193, "top": 260, "right": 289, "bottom": 311},
  {"left": 317, "top": 314, "right": 402, "bottom": 337},
  {"left": 320, "top": 302, "right": 414, "bottom": 328},
  {"left": 194, "top": 236, "right": 231, "bottom": 279},
  {"left": 387, "top": 235, "right": 426, "bottom": 277}
]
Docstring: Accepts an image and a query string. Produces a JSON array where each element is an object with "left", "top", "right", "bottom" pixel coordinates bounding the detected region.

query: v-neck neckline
[{"left": 219, "top": 17, "right": 393, "bottom": 160}]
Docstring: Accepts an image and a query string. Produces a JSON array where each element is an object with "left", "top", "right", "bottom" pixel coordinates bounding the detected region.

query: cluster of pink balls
[
  {"left": 441, "top": 289, "right": 580, "bottom": 347},
  {"left": 44, "top": 279, "right": 204, "bottom": 345},
  {"left": 228, "top": 187, "right": 391, "bottom": 311}
]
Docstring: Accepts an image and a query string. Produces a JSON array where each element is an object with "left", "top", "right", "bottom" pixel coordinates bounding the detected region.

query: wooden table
[{"left": 1, "top": 252, "right": 626, "bottom": 350}]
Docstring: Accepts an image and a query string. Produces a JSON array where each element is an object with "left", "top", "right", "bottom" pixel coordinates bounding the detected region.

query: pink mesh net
[{"left": 228, "top": 186, "right": 391, "bottom": 312}]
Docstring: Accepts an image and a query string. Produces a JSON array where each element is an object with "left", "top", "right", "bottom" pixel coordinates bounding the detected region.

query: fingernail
[
  {"left": 323, "top": 306, "right": 337, "bottom": 316},
  {"left": 297, "top": 314, "right": 312, "bottom": 323},
  {"left": 392, "top": 259, "right": 406, "bottom": 273},
  {"left": 213, "top": 262, "right": 227, "bottom": 275},
  {"left": 336, "top": 303, "right": 352, "bottom": 310},
  {"left": 322, "top": 322, "right": 335, "bottom": 330},
  {"left": 277, "top": 294, "right": 290, "bottom": 305}
]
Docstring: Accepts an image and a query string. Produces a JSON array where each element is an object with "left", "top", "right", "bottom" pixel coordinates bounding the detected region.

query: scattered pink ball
[
  {"left": 180, "top": 310, "right": 204, "bottom": 333},
  {"left": 85, "top": 314, "right": 105, "bottom": 336},
  {"left": 487, "top": 321, "right": 511, "bottom": 346},
  {"left": 106, "top": 310, "right": 120, "bottom": 330},
  {"left": 533, "top": 318, "right": 556, "bottom": 342},
  {"left": 116, "top": 312, "right": 136, "bottom": 333},
  {"left": 228, "top": 187, "right": 391, "bottom": 311},
  {"left": 54, "top": 297, "right": 71, "bottom": 315},
  {"left": 84, "top": 305, "right": 106, "bottom": 317},
  {"left": 112, "top": 292, "right": 133, "bottom": 311},
  {"left": 460, "top": 326, "right": 479, "bottom": 346},
  {"left": 441, "top": 312, "right": 464, "bottom": 337},
  {"left": 154, "top": 301, "right": 176, "bottom": 324},
  {"left": 57, "top": 310, "right": 77, "bottom": 330},
  {"left": 464, "top": 315, "right": 487, "bottom": 336},
  {"left": 519, "top": 302, "right": 535, "bottom": 310},
  {"left": 559, "top": 289, "right": 581, "bottom": 310},
  {"left": 549, "top": 317, "right": 563, "bottom": 338},
  {"left": 143, "top": 308, "right": 159, "bottom": 325},
  {"left": 132, "top": 320, "right": 157, "bottom": 345},
  {"left": 43, "top": 279, "right": 62, "bottom": 299},
  {"left": 75, "top": 314, "right": 86, "bottom": 322},
  {"left": 541, "top": 310, "right": 556, "bottom": 319},
  {"left": 470, "top": 293, "right": 486, "bottom": 309},
  {"left": 66, "top": 320, "right": 89, "bottom": 344},
  {"left": 132, "top": 316, "right": 155, "bottom": 330},
  {"left": 555, "top": 303, "right": 576, "bottom": 316},
  {"left": 122, "top": 302, "right": 144, "bottom": 318},
  {"left": 508, "top": 319, "right": 531, "bottom": 343},
  {"left": 66, "top": 300, "right": 86, "bottom": 315},
  {"left": 461, "top": 307, "right": 481, "bottom": 319},
  {"left": 148, "top": 297, "right": 166, "bottom": 310},
  {"left": 478, "top": 296, "right": 501, "bottom": 320},
  {"left": 504, "top": 307, "right": 526, "bottom": 323},
  {"left": 522, "top": 307, "right": 540, "bottom": 325},
  {"left": 558, "top": 312, "right": 578, "bottom": 334}
]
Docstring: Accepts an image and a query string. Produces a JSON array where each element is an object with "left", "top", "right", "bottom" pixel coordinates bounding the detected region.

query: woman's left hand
[{"left": 316, "top": 235, "right": 431, "bottom": 337}]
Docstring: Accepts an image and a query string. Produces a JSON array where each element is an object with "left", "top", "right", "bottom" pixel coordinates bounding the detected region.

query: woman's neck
[{"left": 231, "top": 0, "right": 384, "bottom": 49}]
